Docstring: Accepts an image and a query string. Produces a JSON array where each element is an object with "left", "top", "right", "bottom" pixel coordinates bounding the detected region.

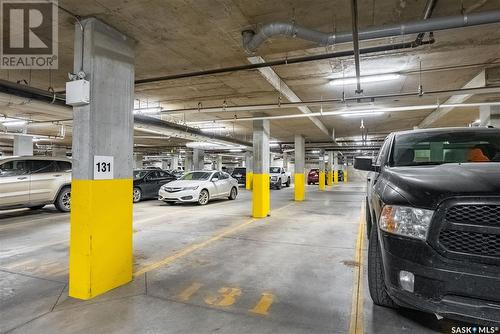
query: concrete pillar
[
  {"left": 245, "top": 151, "right": 253, "bottom": 190},
  {"left": 294, "top": 134, "right": 305, "bottom": 201},
  {"left": 334, "top": 152, "right": 339, "bottom": 183},
  {"left": 133, "top": 153, "right": 143, "bottom": 169},
  {"left": 318, "top": 149, "right": 326, "bottom": 191},
  {"left": 13, "top": 135, "right": 33, "bottom": 156},
  {"left": 172, "top": 155, "right": 179, "bottom": 170},
  {"left": 193, "top": 148, "right": 204, "bottom": 170},
  {"left": 184, "top": 155, "right": 193, "bottom": 172},
  {"left": 216, "top": 155, "right": 223, "bottom": 170},
  {"left": 480, "top": 105, "right": 500, "bottom": 128},
  {"left": 69, "top": 18, "right": 134, "bottom": 300},
  {"left": 283, "top": 152, "right": 289, "bottom": 169},
  {"left": 161, "top": 159, "right": 169, "bottom": 170},
  {"left": 252, "top": 120, "right": 270, "bottom": 218},
  {"left": 327, "top": 151, "right": 333, "bottom": 186},
  {"left": 52, "top": 147, "right": 67, "bottom": 157}
]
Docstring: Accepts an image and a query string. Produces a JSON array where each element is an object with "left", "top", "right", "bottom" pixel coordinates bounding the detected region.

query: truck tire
[
  {"left": 54, "top": 187, "right": 71, "bottom": 212},
  {"left": 277, "top": 179, "right": 282, "bottom": 190},
  {"left": 365, "top": 199, "right": 372, "bottom": 237},
  {"left": 367, "top": 224, "right": 397, "bottom": 308}
]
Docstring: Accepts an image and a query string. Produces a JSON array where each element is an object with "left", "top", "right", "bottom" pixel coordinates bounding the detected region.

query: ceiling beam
[
  {"left": 418, "top": 70, "right": 486, "bottom": 128},
  {"left": 247, "top": 56, "right": 332, "bottom": 139}
]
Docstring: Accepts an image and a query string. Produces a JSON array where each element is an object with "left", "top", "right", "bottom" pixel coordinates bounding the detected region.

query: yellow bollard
[
  {"left": 319, "top": 171, "right": 326, "bottom": 191},
  {"left": 245, "top": 172, "right": 253, "bottom": 190},
  {"left": 252, "top": 174, "right": 270, "bottom": 218},
  {"left": 334, "top": 170, "right": 339, "bottom": 184},
  {"left": 343, "top": 169, "right": 348, "bottom": 183},
  {"left": 327, "top": 171, "right": 333, "bottom": 186},
  {"left": 294, "top": 173, "right": 305, "bottom": 201}
]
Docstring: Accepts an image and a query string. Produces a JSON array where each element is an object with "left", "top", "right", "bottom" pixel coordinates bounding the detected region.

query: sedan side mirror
[
  {"left": 212, "top": 177, "right": 219, "bottom": 182},
  {"left": 354, "top": 157, "right": 379, "bottom": 172}
]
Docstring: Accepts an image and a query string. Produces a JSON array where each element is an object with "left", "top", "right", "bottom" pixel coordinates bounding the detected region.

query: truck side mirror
[{"left": 354, "top": 157, "right": 379, "bottom": 172}]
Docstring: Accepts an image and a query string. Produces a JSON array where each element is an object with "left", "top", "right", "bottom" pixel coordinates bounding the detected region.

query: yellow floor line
[
  {"left": 349, "top": 202, "right": 365, "bottom": 334},
  {"left": 133, "top": 202, "right": 295, "bottom": 277}
]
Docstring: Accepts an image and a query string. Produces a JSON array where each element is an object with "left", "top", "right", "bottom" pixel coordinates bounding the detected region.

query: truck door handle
[{"left": 17, "top": 176, "right": 28, "bottom": 180}]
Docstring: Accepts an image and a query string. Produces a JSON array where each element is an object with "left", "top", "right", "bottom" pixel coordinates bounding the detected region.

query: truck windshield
[
  {"left": 270, "top": 167, "right": 282, "bottom": 173},
  {"left": 391, "top": 130, "right": 500, "bottom": 166}
]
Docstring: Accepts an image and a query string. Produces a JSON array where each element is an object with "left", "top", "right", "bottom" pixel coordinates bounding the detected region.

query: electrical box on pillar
[{"left": 65, "top": 79, "right": 90, "bottom": 106}]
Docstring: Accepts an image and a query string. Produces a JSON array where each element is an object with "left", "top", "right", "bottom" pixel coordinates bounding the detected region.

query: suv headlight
[
  {"left": 379, "top": 205, "right": 434, "bottom": 240},
  {"left": 182, "top": 186, "right": 199, "bottom": 191}
]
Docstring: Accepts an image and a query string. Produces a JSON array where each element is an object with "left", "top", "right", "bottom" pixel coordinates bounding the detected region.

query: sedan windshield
[
  {"left": 392, "top": 130, "right": 500, "bottom": 166},
  {"left": 269, "top": 167, "right": 281, "bottom": 173},
  {"left": 181, "top": 171, "right": 212, "bottom": 181}
]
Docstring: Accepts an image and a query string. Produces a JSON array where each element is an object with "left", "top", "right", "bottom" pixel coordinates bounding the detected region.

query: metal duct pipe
[
  {"left": 414, "top": 0, "right": 438, "bottom": 45},
  {"left": 350, "top": 0, "right": 362, "bottom": 94},
  {"left": 242, "top": 9, "right": 500, "bottom": 53}
]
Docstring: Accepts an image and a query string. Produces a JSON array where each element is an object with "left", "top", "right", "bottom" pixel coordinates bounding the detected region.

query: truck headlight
[
  {"left": 379, "top": 205, "right": 434, "bottom": 240},
  {"left": 270, "top": 176, "right": 277, "bottom": 181},
  {"left": 182, "top": 186, "right": 199, "bottom": 191}
]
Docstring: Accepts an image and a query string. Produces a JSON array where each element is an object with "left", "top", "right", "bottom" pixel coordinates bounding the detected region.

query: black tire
[
  {"left": 367, "top": 224, "right": 398, "bottom": 308},
  {"left": 365, "top": 199, "right": 372, "bottom": 237},
  {"left": 286, "top": 177, "right": 291, "bottom": 187},
  {"left": 308, "top": 182, "right": 311, "bottom": 185},
  {"left": 133, "top": 187, "right": 142, "bottom": 203},
  {"left": 277, "top": 179, "right": 282, "bottom": 190},
  {"left": 228, "top": 187, "right": 237, "bottom": 200},
  {"left": 54, "top": 187, "right": 71, "bottom": 212},
  {"left": 29, "top": 205, "right": 45, "bottom": 210},
  {"left": 198, "top": 189, "right": 209, "bottom": 205}
]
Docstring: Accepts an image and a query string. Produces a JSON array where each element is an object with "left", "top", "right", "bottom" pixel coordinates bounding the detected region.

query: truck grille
[{"left": 438, "top": 204, "right": 500, "bottom": 261}]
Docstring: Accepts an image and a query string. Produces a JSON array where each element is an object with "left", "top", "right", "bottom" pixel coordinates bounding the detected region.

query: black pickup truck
[{"left": 354, "top": 127, "right": 500, "bottom": 325}]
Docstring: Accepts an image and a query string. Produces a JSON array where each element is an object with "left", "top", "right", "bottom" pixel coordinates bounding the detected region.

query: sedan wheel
[
  {"left": 228, "top": 187, "right": 237, "bottom": 200},
  {"left": 133, "top": 188, "right": 142, "bottom": 203},
  {"left": 198, "top": 189, "right": 209, "bottom": 205}
]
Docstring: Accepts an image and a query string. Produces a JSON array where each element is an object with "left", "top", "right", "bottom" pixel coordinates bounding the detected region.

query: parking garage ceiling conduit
[
  {"left": 241, "top": 9, "right": 500, "bottom": 53},
  {"left": 0, "top": 79, "right": 252, "bottom": 149}
]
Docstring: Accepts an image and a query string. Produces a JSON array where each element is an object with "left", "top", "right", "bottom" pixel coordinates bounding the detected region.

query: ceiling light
[
  {"left": 200, "top": 126, "right": 226, "bottom": 132},
  {"left": 341, "top": 111, "right": 385, "bottom": 118},
  {"left": 269, "top": 143, "right": 280, "bottom": 147},
  {"left": 311, "top": 150, "right": 320, "bottom": 154},
  {"left": 133, "top": 107, "right": 163, "bottom": 114},
  {"left": 1, "top": 120, "right": 27, "bottom": 126},
  {"left": 229, "top": 149, "right": 242, "bottom": 152},
  {"left": 329, "top": 73, "right": 401, "bottom": 86}
]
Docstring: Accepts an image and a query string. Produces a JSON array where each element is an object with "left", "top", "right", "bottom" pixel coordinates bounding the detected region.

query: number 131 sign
[{"left": 93, "top": 156, "right": 114, "bottom": 180}]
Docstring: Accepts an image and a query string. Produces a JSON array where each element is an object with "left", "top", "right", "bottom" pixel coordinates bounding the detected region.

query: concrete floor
[{"left": 1, "top": 183, "right": 464, "bottom": 333}]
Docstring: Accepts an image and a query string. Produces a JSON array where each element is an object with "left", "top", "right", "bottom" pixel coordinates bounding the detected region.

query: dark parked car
[
  {"left": 231, "top": 167, "right": 246, "bottom": 185},
  {"left": 133, "top": 169, "right": 176, "bottom": 203},
  {"left": 307, "top": 169, "right": 343, "bottom": 184},
  {"left": 355, "top": 127, "right": 500, "bottom": 325}
]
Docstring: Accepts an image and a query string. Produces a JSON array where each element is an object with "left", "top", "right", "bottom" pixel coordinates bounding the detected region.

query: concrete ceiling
[{"left": 1, "top": 0, "right": 500, "bottom": 154}]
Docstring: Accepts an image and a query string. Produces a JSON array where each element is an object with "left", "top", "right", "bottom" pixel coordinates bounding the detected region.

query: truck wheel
[
  {"left": 55, "top": 187, "right": 71, "bottom": 212},
  {"left": 365, "top": 199, "right": 372, "bottom": 237},
  {"left": 277, "top": 179, "right": 282, "bottom": 190},
  {"left": 286, "top": 177, "right": 290, "bottom": 187},
  {"left": 368, "top": 224, "right": 397, "bottom": 308}
]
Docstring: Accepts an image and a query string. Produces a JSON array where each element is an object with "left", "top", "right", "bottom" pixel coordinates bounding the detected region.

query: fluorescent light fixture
[
  {"left": 341, "top": 111, "right": 385, "bottom": 118},
  {"left": 200, "top": 126, "right": 226, "bottom": 132},
  {"left": 1, "top": 120, "right": 27, "bottom": 127},
  {"left": 329, "top": 73, "right": 401, "bottom": 86},
  {"left": 133, "top": 107, "right": 163, "bottom": 114},
  {"left": 269, "top": 143, "right": 280, "bottom": 147},
  {"left": 310, "top": 150, "right": 320, "bottom": 154},
  {"left": 229, "top": 149, "right": 242, "bottom": 152}
]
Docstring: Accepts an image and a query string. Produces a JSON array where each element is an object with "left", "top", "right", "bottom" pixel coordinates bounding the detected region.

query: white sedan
[{"left": 158, "top": 171, "right": 238, "bottom": 205}]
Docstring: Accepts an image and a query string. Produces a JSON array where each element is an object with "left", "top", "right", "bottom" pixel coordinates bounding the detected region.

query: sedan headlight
[
  {"left": 182, "top": 186, "right": 199, "bottom": 191},
  {"left": 379, "top": 205, "right": 434, "bottom": 240}
]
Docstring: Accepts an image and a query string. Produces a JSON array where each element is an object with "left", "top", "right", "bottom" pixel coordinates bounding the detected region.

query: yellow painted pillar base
[
  {"left": 334, "top": 170, "right": 339, "bottom": 184},
  {"left": 318, "top": 171, "right": 326, "bottom": 191},
  {"left": 327, "top": 171, "right": 333, "bottom": 186},
  {"left": 294, "top": 173, "right": 305, "bottom": 201},
  {"left": 252, "top": 174, "right": 270, "bottom": 218},
  {"left": 245, "top": 172, "right": 253, "bottom": 190},
  {"left": 344, "top": 170, "right": 348, "bottom": 183},
  {"left": 69, "top": 179, "right": 133, "bottom": 300}
]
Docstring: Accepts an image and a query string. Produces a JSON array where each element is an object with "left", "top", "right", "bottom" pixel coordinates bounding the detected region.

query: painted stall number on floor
[{"left": 177, "top": 282, "right": 275, "bottom": 316}]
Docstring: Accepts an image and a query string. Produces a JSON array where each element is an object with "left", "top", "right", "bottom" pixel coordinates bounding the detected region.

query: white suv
[{"left": 0, "top": 156, "right": 72, "bottom": 212}]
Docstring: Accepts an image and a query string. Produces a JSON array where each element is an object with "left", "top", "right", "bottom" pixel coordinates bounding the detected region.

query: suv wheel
[
  {"left": 367, "top": 225, "right": 397, "bottom": 308},
  {"left": 286, "top": 177, "right": 291, "bottom": 187},
  {"left": 55, "top": 187, "right": 71, "bottom": 212},
  {"left": 133, "top": 187, "right": 142, "bottom": 203}
]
